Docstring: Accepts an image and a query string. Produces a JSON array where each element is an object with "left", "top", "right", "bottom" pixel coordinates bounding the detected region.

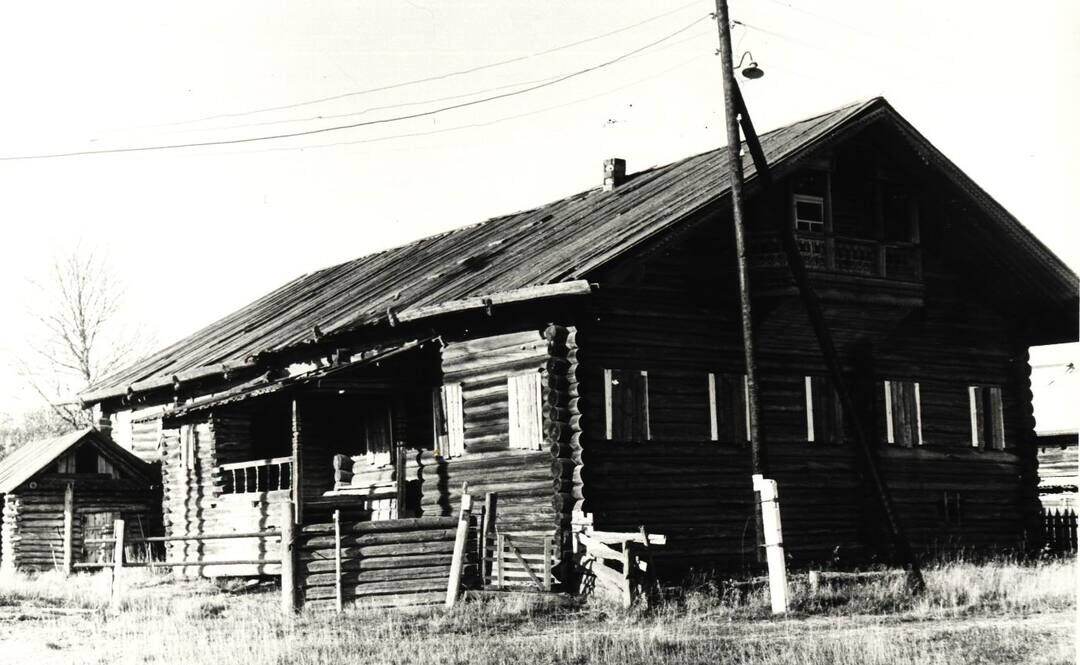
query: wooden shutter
[
  {"left": 440, "top": 383, "right": 465, "bottom": 457},
  {"left": 708, "top": 373, "right": 748, "bottom": 444},
  {"left": 969, "top": 385, "right": 1005, "bottom": 449},
  {"left": 604, "top": 369, "right": 650, "bottom": 441},
  {"left": 806, "top": 375, "right": 844, "bottom": 444},
  {"left": 884, "top": 380, "right": 922, "bottom": 447},
  {"left": 508, "top": 371, "right": 544, "bottom": 450},
  {"left": 180, "top": 424, "right": 197, "bottom": 469}
]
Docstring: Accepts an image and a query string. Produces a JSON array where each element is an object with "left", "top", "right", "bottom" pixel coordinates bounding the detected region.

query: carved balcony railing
[
  {"left": 218, "top": 456, "right": 293, "bottom": 495},
  {"left": 750, "top": 233, "right": 922, "bottom": 282}
]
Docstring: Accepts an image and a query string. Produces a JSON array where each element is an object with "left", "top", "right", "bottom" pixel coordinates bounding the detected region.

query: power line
[
  {"left": 0, "top": 16, "right": 710, "bottom": 162},
  {"left": 167, "top": 26, "right": 713, "bottom": 136},
  {"left": 134, "top": 0, "right": 705, "bottom": 130},
  {"left": 217, "top": 52, "right": 712, "bottom": 158}
]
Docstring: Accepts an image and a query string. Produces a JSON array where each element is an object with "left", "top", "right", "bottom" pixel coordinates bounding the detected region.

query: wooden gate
[{"left": 488, "top": 534, "right": 557, "bottom": 591}]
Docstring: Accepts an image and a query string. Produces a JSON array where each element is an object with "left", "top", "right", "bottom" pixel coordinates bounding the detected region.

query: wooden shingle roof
[
  {"left": 0, "top": 428, "right": 156, "bottom": 493},
  {"left": 81, "top": 97, "right": 1078, "bottom": 404}
]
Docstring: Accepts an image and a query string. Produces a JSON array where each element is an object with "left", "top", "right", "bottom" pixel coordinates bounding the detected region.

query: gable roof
[
  {"left": 0, "top": 428, "right": 156, "bottom": 493},
  {"left": 81, "top": 97, "right": 1079, "bottom": 404}
]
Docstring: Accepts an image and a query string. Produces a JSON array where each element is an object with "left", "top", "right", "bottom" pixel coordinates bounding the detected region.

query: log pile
[{"left": 297, "top": 515, "right": 467, "bottom": 611}]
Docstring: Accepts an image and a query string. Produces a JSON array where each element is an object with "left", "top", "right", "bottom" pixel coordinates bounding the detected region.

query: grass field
[{"left": 1, "top": 558, "right": 1075, "bottom": 665}]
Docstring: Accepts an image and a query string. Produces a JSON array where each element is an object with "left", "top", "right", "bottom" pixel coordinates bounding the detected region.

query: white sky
[{"left": 0, "top": 0, "right": 1077, "bottom": 414}]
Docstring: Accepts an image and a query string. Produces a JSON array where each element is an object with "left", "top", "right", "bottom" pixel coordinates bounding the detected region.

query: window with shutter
[
  {"left": 604, "top": 369, "right": 650, "bottom": 441},
  {"left": 805, "top": 375, "right": 844, "bottom": 444},
  {"left": 436, "top": 383, "right": 465, "bottom": 457},
  {"left": 968, "top": 385, "right": 1005, "bottom": 450},
  {"left": 883, "top": 380, "right": 923, "bottom": 446},
  {"left": 707, "top": 372, "right": 749, "bottom": 443},
  {"left": 508, "top": 371, "right": 543, "bottom": 450}
]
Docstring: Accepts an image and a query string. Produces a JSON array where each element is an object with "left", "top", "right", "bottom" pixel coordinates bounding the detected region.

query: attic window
[{"left": 793, "top": 195, "right": 825, "bottom": 234}]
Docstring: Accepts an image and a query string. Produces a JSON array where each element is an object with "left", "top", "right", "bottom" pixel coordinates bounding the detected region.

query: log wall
[
  {"left": 0, "top": 476, "right": 158, "bottom": 571},
  {"left": 297, "top": 515, "right": 462, "bottom": 610},
  {"left": 576, "top": 192, "right": 1041, "bottom": 571},
  {"left": 160, "top": 410, "right": 292, "bottom": 576}
]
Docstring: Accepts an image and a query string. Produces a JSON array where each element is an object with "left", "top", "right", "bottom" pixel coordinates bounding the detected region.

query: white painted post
[
  {"left": 111, "top": 518, "right": 125, "bottom": 610},
  {"left": 752, "top": 474, "right": 789, "bottom": 614},
  {"left": 445, "top": 492, "right": 473, "bottom": 608}
]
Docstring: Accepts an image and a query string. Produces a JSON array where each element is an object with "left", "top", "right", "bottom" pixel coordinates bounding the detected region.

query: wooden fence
[
  {"left": 75, "top": 504, "right": 293, "bottom": 611},
  {"left": 1043, "top": 509, "right": 1077, "bottom": 553}
]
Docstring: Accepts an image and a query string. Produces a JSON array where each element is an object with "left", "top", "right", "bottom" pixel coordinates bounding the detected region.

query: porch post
[{"left": 291, "top": 398, "right": 303, "bottom": 525}]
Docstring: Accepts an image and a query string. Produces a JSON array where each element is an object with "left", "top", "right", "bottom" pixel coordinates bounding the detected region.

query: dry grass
[{"left": 0, "top": 558, "right": 1075, "bottom": 665}]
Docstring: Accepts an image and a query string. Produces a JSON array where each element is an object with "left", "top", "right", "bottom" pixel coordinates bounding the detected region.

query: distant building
[{"left": 1031, "top": 344, "right": 1079, "bottom": 511}]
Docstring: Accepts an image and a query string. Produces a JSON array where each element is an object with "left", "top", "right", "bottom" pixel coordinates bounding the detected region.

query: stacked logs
[
  {"left": 542, "top": 324, "right": 581, "bottom": 552},
  {"left": 297, "top": 515, "right": 467, "bottom": 611}
]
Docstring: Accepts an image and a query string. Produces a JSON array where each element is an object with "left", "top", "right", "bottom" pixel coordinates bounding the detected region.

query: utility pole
[
  {"left": 712, "top": 0, "right": 765, "bottom": 478},
  {"left": 712, "top": 1, "right": 925, "bottom": 591}
]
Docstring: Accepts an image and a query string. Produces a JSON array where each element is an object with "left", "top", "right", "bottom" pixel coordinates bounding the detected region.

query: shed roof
[
  {"left": 82, "top": 97, "right": 1079, "bottom": 404},
  {"left": 0, "top": 428, "right": 156, "bottom": 493}
]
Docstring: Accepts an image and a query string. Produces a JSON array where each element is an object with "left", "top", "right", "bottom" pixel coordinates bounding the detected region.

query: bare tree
[{"left": 19, "top": 247, "right": 150, "bottom": 429}]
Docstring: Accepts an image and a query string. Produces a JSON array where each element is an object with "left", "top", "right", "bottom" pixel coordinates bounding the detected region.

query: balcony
[
  {"left": 749, "top": 233, "right": 923, "bottom": 303},
  {"left": 751, "top": 233, "right": 922, "bottom": 280}
]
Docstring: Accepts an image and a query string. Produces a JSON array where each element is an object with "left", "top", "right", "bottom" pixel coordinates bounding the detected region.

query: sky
[{"left": 0, "top": 0, "right": 1077, "bottom": 418}]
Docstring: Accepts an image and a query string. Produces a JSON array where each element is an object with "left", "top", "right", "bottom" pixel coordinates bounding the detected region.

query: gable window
[
  {"left": 707, "top": 372, "right": 749, "bottom": 443},
  {"left": 793, "top": 194, "right": 825, "bottom": 234},
  {"left": 804, "top": 375, "right": 844, "bottom": 444},
  {"left": 968, "top": 385, "right": 1005, "bottom": 450},
  {"left": 883, "top": 380, "right": 923, "bottom": 446},
  {"left": 508, "top": 371, "right": 544, "bottom": 450},
  {"left": 604, "top": 369, "right": 650, "bottom": 441}
]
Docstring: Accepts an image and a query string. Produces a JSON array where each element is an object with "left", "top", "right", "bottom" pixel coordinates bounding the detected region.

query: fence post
[
  {"left": 497, "top": 534, "right": 505, "bottom": 589},
  {"left": 110, "top": 518, "right": 125, "bottom": 610},
  {"left": 543, "top": 535, "right": 552, "bottom": 591},
  {"left": 62, "top": 483, "right": 74, "bottom": 576},
  {"left": 280, "top": 501, "right": 298, "bottom": 615},
  {"left": 479, "top": 493, "right": 497, "bottom": 586},
  {"left": 445, "top": 492, "right": 473, "bottom": 608},
  {"left": 334, "top": 509, "right": 343, "bottom": 613}
]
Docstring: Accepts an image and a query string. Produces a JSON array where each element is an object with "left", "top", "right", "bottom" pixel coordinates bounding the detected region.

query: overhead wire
[
  {"left": 0, "top": 15, "right": 710, "bottom": 162},
  {"left": 213, "top": 51, "right": 714, "bottom": 158},
  {"left": 135, "top": 0, "right": 706, "bottom": 130},
  {"left": 166, "top": 23, "right": 714, "bottom": 136}
]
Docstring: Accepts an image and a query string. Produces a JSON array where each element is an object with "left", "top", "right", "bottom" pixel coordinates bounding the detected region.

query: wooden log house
[
  {"left": 0, "top": 428, "right": 159, "bottom": 571},
  {"left": 77, "top": 97, "right": 1077, "bottom": 595}
]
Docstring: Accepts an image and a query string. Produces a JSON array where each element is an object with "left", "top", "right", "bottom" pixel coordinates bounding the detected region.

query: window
[
  {"left": 793, "top": 194, "right": 825, "bottom": 234},
  {"left": 358, "top": 399, "right": 394, "bottom": 467},
  {"left": 804, "top": 375, "right": 844, "bottom": 444},
  {"left": 941, "top": 490, "right": 962, "bottom": 526},
  {"left": 508, "top": 371, "right": 544, "bottom": 450},
  {"left": 707, "top": 373, "right": 749, "bottom": 443},
  {"left": 968, "top": 385, "right": 1005, "bottom": 450},
  {"left": 435, "top": 384, "right": 465, "bottom": 458},
  {"left": 883, "top": 380, "right": 923, "bottom": 446},
  {"left": 604, "top": 369, "right": 650, "bottom": 441}
]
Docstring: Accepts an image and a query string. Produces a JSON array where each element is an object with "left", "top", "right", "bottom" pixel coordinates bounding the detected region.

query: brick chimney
[{"left": 602, "top": 158, "right": 626, "bottom": 192}]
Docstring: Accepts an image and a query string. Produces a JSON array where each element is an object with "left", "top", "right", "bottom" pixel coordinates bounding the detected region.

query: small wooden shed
[{"left": 0, "top": 428, "right": 160, "bottom": 571}]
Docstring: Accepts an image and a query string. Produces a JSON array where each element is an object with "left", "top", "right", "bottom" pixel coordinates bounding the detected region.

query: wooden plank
[{"left": 445, "top": 492, "right": 473, "bottom": 607}]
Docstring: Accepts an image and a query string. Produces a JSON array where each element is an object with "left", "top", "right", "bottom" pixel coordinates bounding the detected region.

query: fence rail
[
  {"left": 1043, "top": 508, "right": 1077, "bottom": 553},
  {"left": 68, "top": 510, "right": 297, "bottom": 612}
]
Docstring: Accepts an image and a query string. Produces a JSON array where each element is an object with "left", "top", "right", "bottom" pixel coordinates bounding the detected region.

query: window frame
[
  {"left": 603, "top": 368, "right": 651, "bottom": 441},
  {"left": 883, "top": 379, "right": 923, "bottom": 446},
  {"left": 968, "top": 385, "right": 1005, "bottom": 450},
  {"left": 793, "top": 194, "right": 826, "bottom": 234}
]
